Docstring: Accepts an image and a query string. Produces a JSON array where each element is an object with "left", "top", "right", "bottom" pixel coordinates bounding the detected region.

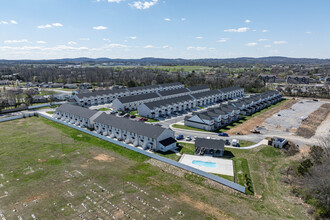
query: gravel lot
[{"left": 264, "top": 100, "right": 326, "bottom": 131}]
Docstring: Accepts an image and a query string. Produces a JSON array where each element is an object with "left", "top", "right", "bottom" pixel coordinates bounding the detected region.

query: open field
[
  {"left": 295, "top": 103, "right": 330, "bottom": 138},
  {"left": 0, "top": 117, "right": 311, "bottom": 219}
]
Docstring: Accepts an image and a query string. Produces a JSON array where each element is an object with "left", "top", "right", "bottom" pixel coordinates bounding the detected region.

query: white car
[
  {"left": 186, "top": 136, "right": 192, "bottom": 141},
  {"left": 206, "top": 136, "right": 211, "bottom": 139}
]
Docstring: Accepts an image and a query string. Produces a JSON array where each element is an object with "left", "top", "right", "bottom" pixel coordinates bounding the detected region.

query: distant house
[
  {"left": 32, "top": 96, "right": 49, "bottom": 103},
  {"left": 259, "top": 74, "right": 277, "bottom": 83},
  {"left": 287, "top": 75, "right": 310, "bottom": 84},
  {"left": 63, "top": 84, "right": 78, "bottom": 89},
  {"left": 194, "top": 138, "right": 225, "bottom": 157},
  {"left": 269, "top": 136, "right": 287, "bottom": 149},
  {"left": 112, "top": 92, "right": 161, "bottom": 111},
  {"left": 73, "top": 89, "right": 90, "bottom": 95},
  {"left": 79, "top": 83, "right": 92, "bottom": 89}
]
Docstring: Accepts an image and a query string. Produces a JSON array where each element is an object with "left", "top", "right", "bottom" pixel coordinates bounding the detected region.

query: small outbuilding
[{"left": 194, "top": 138, "right": 225, "bottom": 157}]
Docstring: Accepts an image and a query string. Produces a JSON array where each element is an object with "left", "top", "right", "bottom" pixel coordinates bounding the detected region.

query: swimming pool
[{"left": 192, "top": 160, "right": 217, "bottom": 168}]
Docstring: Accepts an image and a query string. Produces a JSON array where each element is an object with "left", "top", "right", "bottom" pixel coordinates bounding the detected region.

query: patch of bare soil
[
  {"left": 228, "top": 99, "right": 299, "bottom": 135},
  {"left": 295, "top": 103, "right": 330, "bottom": 138},
  {"left": 93, "top": 154, "right": 115, "bottom": 162},
  {"left": 177, "top": 194, "right": 233, "bottom": 220}
]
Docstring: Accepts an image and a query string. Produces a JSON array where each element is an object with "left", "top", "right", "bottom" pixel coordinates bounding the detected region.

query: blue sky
[{"left": 0, "top": 0, "right": 329, "bottom": 59}]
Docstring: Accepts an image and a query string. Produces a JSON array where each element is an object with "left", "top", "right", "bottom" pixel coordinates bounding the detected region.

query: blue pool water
[{"left": 192, "top": 160, "right": 217, "bottom": 168}]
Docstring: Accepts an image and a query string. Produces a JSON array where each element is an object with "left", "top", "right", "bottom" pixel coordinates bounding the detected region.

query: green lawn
[
  {"left": 98, "top": 107, "right": 111, "bottom": 111},
  {"left": 129, "top": 110, "right": 138, "bottom": 115},
  {"left": 239, "top": 140, "right": 256, "bottom": 147},
  {"left": 0, "top": 117, "right": 310, "bottom": 219},
  {"left": 46, "top": 111, "right": 55, "bottom": 114},
  {"left": 211, "top": 173, "right": 235, "bottom": 182},
  {"left": 172, "top": 124, "right": 212, "bottom": 133}
]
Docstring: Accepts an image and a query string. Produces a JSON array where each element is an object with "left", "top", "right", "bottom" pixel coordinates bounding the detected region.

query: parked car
[
  {"left": 232, "top": 139, "right": 239, "bottom": 147},
  {"left": 110, "top": 110, "right": 117, "bottom": 114},
  {"left": 193, "top": 136, "right": 198, "bottom": 140},
  {"left": 185, "top": 136, "right": 192, "bottom": 141},
  {"left": 225, "top": 139, "right": 230, "bottom": 145},
  {"left": 118, "top": 112, "right": 125, "bottom": 116},
  {"left": 206, "top": 136, "right": 211, "bottom": 139},
  {"left": 123, "top": 113, "right": 130, "bottom": 118},
  {"left": 176, "top": 135, "right": 184, "bottom": 140},
  {"left": 218, "top": 132, "right": 229, "bottom": 137},
  {"left": 130, "top": 115, "right": 136, "bottom": 118}
]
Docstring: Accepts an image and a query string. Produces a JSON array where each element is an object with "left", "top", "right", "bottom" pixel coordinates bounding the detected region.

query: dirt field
[
  {"left": 228, "top": 99, "right": 298, "bottom": 135},
  {"left": 295, "top": 103, "right": 330, "bottom": 138},
  {"left": 0, "top": 117, "right": 311, "bottom": 220}
]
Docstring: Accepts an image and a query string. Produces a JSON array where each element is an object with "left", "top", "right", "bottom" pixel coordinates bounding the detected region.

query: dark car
[
  {"left": 225, "top": 139, "right": 230, "bottom": 145},
  {"left": 218, "top": 132, "right": 229, "bottom": 137},
  {"left": 118, "top": 112, "right": 125, "bottom": 116},
  {"left": 130, "top": 115, "right": 136, "bottom": 118},
  {"left": 123, "top": 113, "right": 130, "bottom": 118},
  {"left": 176, "top": 135, "right": 184, "bottom": 140}
]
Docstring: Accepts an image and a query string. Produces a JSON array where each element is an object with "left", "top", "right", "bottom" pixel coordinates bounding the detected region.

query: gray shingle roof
[
  {"left": 187, "top": 85, "right": 209, "bottom": 91},
  {"left": 143, "top": 95, "right": 194, "bottom": 109},
  {"left": 56, "top": 103, "right": 98, "bottom": 118},
  {"left": 94, "top": 113, "right": 167, "bottom": 139},
  {"left": 76, "top": 88, "right": 128, "bottom": 99},
  {"left": 159, "top": 82, "right": 183, "bottom": 87},
  {"left": 191, "top": 90, "right": 222, "bottom": 99},
  {"left": 127, "top": 85, "right": 161, "bottom": 92},
  {"left": 218, "top": 86, "right": 242, "bottom": 93},
  {"left": 195, "top": 138, "right": 225, "bottom": 150},
  {"left": 158, "top": 88, "right": 189, "bottom": 97},
  {"left": 117, "top": 92, "right": 160, "bottom": 104}
]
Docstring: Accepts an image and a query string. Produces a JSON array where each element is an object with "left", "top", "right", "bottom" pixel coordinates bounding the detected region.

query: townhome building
[
  {"left": 112, "top": 92, "right": 161, "bottom": 111},
  {"left": 127, "top": 85, "right": 161, "bottom": 95},
  {"left": 73, "top": 88, "right": 130, "bottom": 106},
  {"left": 184, "top": 90, "right": 282, "bottom": 131},
  {"left": 190, "top": 90, "right": 223, "bottom": 106},
  {"left": 218, "top": 86, "right": 244, "bottom": 99},
  {"left": 53, "top": 103, "right": 102, "bottom": 129},
  {"left": 93, "top": 113, "right": 177, "bottom": 152},
  {"left": 138, "top": 95, "right": 196, "bottom": 118}
]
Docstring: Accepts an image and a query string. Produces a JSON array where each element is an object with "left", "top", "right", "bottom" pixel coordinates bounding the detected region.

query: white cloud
[
  {"left": 52, "top": 23, "right": 63, "bottom": 27},
  {"left": 0, "top": 21, "right": 9, "bottom": 25},
  {"left": 103, "top": 38, "right": 111, "bottom": 42},
  {"left": 245, "top": 19, "right": 251, "bottom": 23},
  {"left": 80, "top": 38, "right": 90, "bottom": 41},
  {"left": 264, "top": 45, "right": 272, "bottom": 48},
  {"left": 273, "top": 40, "right": 287, "bottom": 45},
  {"left": 68, "top": 41, "right": 77, "bottom": 45},
  {"left": 36, "top": 41, "right": 47, "bottom": 44},
  {"left": 245, "top": 42, "right": 258, "bottom": 47},
  {"left": 261, "top": 29, "right": 269, "bottom": 33},
  {"left": 187, "top": 46, "right": 214, "bottom": 51},
  {"left": 144, "top": 45, "right": 155, "bottom": 48},
  {"left": 196, "top": 36, "right": 203, "bottom": 39},
  {"left": 10, "top": 20, "right": 18, "bottom": 24},
  {"left": 164, "top": 18, "right": 171, "bottom": 21},
  {"left": 181, "top": 18, "right": 186, "bottom": 21},
  {"left": 108, "top": 0, "right": 124, "bottom": 2},
  {"left": 37, "top": 24, "right": 53, "bottom": 29},
  {"left": 258, "top": 38, "right": 269, "bottom": 42},
  {"left": 224, "top": 27, "right": 249, "bottom": 33},
  {"left": 162, "top": 45, "right": 169, "bottom": 49},
  {"left": 130, "top": 0, "right": 158, "bottom": 10},
  {"left": 306, "top": 31, "right": 312, "bottom": 34},
  {"left": 4, "top": 39, "right": 28, "bottom": 44},
  {"left": 217, "top": 38, "right": 228, "bottom": 43},
  {"left": 93, "top": 26, "right": 107, "bottom": 30},
  {"left": 107, "top": 43, "right": 128, "bottom": 48},
  {"left": 128, "top": 36, "right": 137, "bottom": 39}
]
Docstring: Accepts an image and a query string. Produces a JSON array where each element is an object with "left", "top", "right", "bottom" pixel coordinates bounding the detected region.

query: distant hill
[{"left": 1, "top": 56, "right": 330, "bottom": 65}]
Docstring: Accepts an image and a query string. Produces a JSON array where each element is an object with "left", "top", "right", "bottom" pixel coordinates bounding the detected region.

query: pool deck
[{"left": 179, "top": 154, "right": 234, "bottom": 176}]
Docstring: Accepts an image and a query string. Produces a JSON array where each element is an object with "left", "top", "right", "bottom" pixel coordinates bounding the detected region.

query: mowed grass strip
[{"left": 40, "top": 117, "right": 148, "bottom": 162}]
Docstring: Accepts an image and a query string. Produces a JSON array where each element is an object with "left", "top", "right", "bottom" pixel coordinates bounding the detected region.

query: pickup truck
[{"left": 218, "top": 132, "right": 229, "bottom": 137}]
